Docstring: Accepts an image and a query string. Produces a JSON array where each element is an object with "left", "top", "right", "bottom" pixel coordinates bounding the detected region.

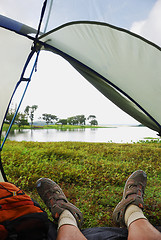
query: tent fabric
[
  {"left": 0, "top": 28, "right": 32, "bottom": 131},
  {"left": 40, "top": 22, "right": 161, "bottom": 132}
]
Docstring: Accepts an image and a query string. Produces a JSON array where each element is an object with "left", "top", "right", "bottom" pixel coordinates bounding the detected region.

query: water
[{"left": 3, "top": 126, "right": 160, "bottom": 143}]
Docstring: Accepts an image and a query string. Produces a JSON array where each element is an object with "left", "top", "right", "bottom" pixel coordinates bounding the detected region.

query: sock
[
  {"left": 58, "top": 210, "right": 78, "bottom": 230},
  {"left": 125, "top": 205, "right": 147, "bottom": 228}
]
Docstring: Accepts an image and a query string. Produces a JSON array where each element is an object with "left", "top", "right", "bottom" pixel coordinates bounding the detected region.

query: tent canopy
[{"left": 0, "top": 0, "right": 161, "bottom": 181}]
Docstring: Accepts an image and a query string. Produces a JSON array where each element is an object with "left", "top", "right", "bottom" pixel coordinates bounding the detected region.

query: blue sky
[
  {"left": 1, "top": 0, "right": 160, "bottom": 125},
  {"left": 0, "top": 0, "right": 156, "bottom": 30},
  {"left": 45, "top": 0, "right": 156, "bottom": 30}
]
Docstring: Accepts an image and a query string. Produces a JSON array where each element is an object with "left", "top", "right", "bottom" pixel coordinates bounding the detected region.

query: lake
[{"left": 3, "top": 126, "right": 160, "bottom": 143}]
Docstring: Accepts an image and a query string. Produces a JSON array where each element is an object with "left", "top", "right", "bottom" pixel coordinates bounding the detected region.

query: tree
[
  {"left": 56, "top": 119, "right": 67, "bottom": 125},
  {"left": 42, "top": 113, "right": 58, "bottom": 126},
  {"left": 67, "top": 116, "right": 76, "bottom": 125},
  {"left": 5, "top": 107, "right": 29, "bottom": 127},
  {"left": 16, "top": 113, "right": 29, "bottom": 128},
  {"left": 5, "top": 104, "right": 20, "bottom": 125},
  {"left": 90, "top": 119, "right": 98, "bottom": 126},
  {"left": 67, "top": 115, "right": 86, "bottom": 125},
  {"left": 5, "top": 110, "right": 16, "bottom": 125},
  {"left": 87, "top": 115, "right": 96, "bottom": 120},
  {"left": 76, "top": 115, "right": 86, "bottom": 125},
  {"left": 87, "top": 115, "right": 98, "bottom": 125},
  {"left": 24, "top": 105, "right": 38, "bottom": 128}
]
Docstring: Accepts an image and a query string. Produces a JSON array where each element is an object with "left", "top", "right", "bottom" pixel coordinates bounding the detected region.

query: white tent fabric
[
  {"left": 0, "top": 172, "right": 4, "bottom": 182},
  {"left": 40, "top": 22, "right": 161, "bottom": 132},
  {"left": 0, "top": 28, "right": 32, "bottom": 129}
]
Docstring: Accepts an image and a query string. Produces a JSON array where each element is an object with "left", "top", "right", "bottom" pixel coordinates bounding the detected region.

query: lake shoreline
[
  {"left": 2, "top": 126, "right": 159, "bottom": 144},
  {"left": 3, "top": 123, "right": 142, "bottom": 132}
]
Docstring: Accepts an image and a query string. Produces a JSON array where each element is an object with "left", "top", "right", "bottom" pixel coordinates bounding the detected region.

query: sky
[{"left": 1, "top": 0, "right": 161, "bottom": 125}]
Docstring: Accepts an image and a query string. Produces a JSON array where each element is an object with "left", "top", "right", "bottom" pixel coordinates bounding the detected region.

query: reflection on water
[
  {"left": 8, "top": 129, "right": 27, "bottom": 136},
  {"left": 56, "top": 128, "right": 86, "bottom": 132},
  {"left": 2, "top": 126, "right": 160, "bottom": 143}
]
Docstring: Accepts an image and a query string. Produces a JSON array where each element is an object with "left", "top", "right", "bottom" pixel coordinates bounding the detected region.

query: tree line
[
  {"left": 5, "top": 105, "right": 98, "bottom": 128},
  {"left": 55, "top": 114, "right": 98, "bottom": 126}
]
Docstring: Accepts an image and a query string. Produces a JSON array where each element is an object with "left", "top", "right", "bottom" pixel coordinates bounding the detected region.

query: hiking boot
[
  {"left": 36, "top": 178, "right": 83, "bottom": 228},
  {"left": 112, "top": 170, "right": 147, "bottom": 227}
]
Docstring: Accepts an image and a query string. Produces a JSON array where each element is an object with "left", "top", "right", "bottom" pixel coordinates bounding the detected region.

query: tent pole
[
  {"left": 0, "top": 51, "right": 40, "bottom": 151},
  {"left": 43, "top": 0, "right": 53, "bottom": 33}
]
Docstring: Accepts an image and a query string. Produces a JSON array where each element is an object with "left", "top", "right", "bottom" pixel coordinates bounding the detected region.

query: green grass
[
  {"left": 2, "top": 123, "right": 29, "bottom": 131},
  {"left": 1, "top": 141, "right": 161, "bottom": 228},
  {"left": 43, "top": 124, "right": 109, "bottom": 130}
]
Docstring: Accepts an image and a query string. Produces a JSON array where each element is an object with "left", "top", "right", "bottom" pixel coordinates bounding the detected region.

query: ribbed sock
[
  {"left": 58, "top": 210, "right": 78, "bottom": 230},
  {"left": 125, "top": 205, "right": 147, "bottom": 228}
]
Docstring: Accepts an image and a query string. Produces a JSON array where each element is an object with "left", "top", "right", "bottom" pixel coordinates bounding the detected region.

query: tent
[{"left": 0, "top": 0, "right": 161, "bottom": 182}]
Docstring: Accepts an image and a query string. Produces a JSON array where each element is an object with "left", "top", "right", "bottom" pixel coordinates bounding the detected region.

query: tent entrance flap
[{"left": 39, "top": 21, "right": 161, "bottom": 134}]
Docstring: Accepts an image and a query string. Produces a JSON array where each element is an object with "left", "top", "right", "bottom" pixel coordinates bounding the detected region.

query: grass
[
  {"left": 2, "top": 124, "right": 29, "bottom": 131},
  {"left": 1, "top": 140, "right": 161, "bottom": 228},
  {"left": 43, "top": 124, "right": 110, "bottom": 130}
]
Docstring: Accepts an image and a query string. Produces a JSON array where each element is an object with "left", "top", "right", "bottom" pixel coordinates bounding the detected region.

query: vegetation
[
  {"left": 87, "top": 115, "right": 98, "bottom": 126},
  {"left": 1, "top": 141, "right": 161, "bottom": 228},
  {"left": 24, "top": 105, "right": 38, "bottom": 128},
  {"left": 5, "top": 104, "right": 98, "bottom": 128},
  {"left": 54, "top": 114, "right": 97, "bottom": 126},
  {"left": 41, "top": 113, "right": 58, "bottom": 126},
  {"left": 5, "top": 108, "right": 29, "bottom": 128},
  {"left": 66, "top": 115, "right": 86, "bottom": 125},
  {"left": 2, "top": 123, "right": 106, "bottom": 134},
  {"left": 42, "top": 124, "right": 103, "bottom": 130}
]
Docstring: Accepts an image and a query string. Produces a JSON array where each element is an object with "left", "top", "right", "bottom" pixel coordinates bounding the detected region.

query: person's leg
[
  {"left": 56, "top": 209, "right": 87, "bottom": 240},
  {"left": 57, "top": 225, "right": 87, "bottom": 240},
  {"left": 128, "top": 218, "right": 161, "bottom": 240},
  {"left": 113, "top": 170, "right": 161, "bottom": 240},
  {"left": 36, "top": 178, "right": 86, "bottom": 240}
]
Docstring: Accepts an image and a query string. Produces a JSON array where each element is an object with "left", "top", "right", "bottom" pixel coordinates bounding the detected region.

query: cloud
[{"left": 131, "top": 0, "right": 161, "bottom": 46}]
